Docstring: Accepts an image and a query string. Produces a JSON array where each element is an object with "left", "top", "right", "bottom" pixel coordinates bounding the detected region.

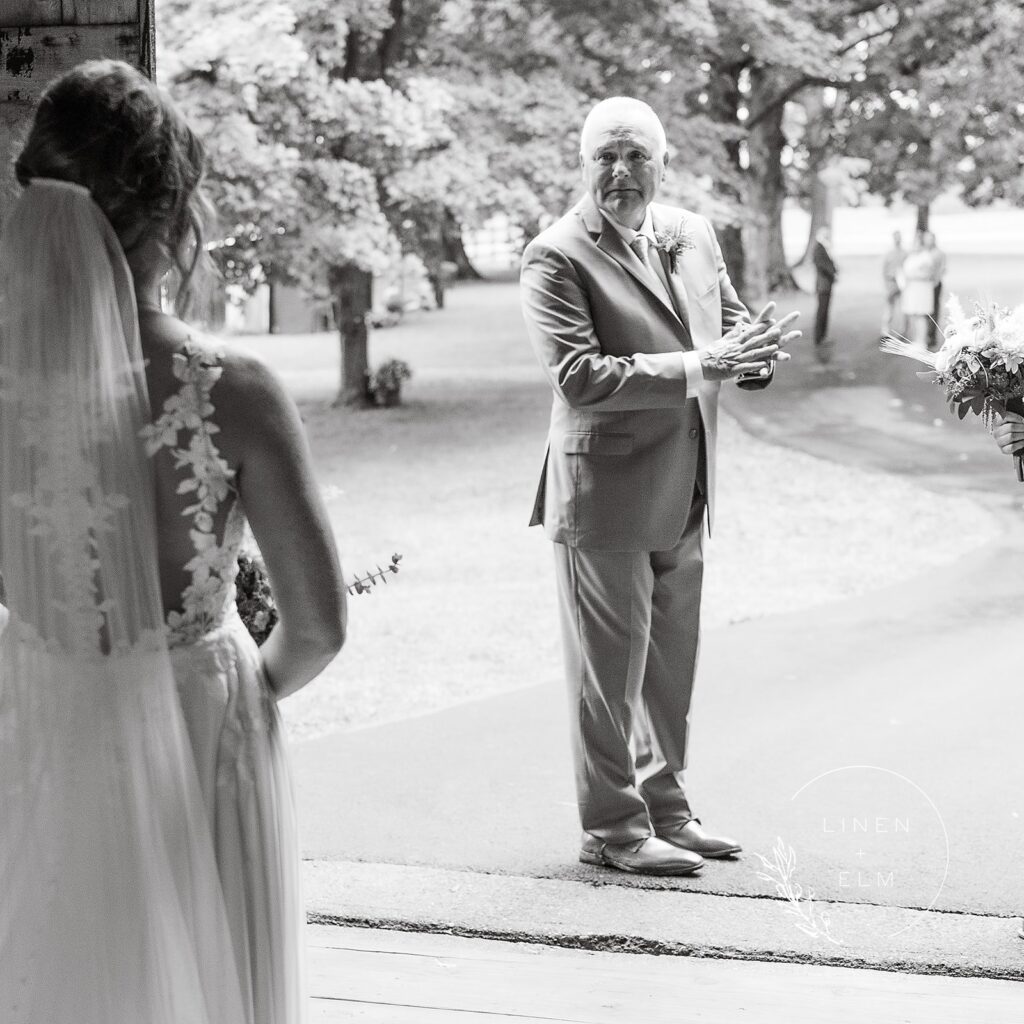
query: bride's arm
[{"left": 220, "top": 355, "right": 347, "bottom": 699}]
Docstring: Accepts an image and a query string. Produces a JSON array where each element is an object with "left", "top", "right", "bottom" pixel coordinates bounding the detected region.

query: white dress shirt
[{"left": 600, "top": 208, "right": 704, "bottom": 391}]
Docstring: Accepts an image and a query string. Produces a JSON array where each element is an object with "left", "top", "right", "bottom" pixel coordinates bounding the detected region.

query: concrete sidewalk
[{"left": 293, "top": 529, "right": 1024, "bottom": 979}]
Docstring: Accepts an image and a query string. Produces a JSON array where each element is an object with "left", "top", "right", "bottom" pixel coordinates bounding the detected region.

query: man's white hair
[{"left": 580, "top": 97, "right": 667, "bottom": 158}]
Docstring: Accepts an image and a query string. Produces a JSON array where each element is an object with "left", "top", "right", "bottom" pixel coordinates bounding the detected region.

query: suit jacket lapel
[
  {"left": 576, "top": 197, "right": 685, "bottom": 331},
  {"left": 654, "top": 247, "right": 693, "bottom": 339},
  {"left": 651, "top": 207, "right": 696, "bottom": 342}
]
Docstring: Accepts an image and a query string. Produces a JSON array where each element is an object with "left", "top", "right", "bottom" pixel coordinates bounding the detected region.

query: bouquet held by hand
[{"left": 881, "top": 297, "right": 1024, "bottom": 481}]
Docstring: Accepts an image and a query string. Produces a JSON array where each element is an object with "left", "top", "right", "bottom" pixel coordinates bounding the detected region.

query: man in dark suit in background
[{"left": 812, "top": 227, "right": 838, "bottom": 362}]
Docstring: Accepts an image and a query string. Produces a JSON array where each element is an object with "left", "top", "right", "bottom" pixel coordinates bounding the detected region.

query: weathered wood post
[{"left": 0, "top": 1, "right": 155, "bottom": 220}]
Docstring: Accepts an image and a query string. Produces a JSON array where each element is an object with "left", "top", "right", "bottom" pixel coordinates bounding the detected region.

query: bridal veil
[{"left": 0, "top": 180, "right": 247, "bottom": 1022}]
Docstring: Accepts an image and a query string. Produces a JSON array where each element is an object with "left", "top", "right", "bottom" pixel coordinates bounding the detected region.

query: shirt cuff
[{"left": 682, "top": 351, "right": 704, "bottom": 395}]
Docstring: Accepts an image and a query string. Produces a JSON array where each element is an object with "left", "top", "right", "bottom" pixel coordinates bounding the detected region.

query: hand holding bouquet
[
  {"left": 236, "top": 551, "right": 279, "bottom": 646},
  {"left": 236, "top": 550, "right": 403, "bottom": 646},
  {"left": 881, "top": 297, "right": 1024, "bottom": 481}
]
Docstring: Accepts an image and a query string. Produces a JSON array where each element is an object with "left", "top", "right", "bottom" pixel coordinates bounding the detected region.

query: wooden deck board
[
  {"left": 308, "top": 925, "right": 1024, "bottom": 1023},
  {"left": 313, "top": 1001, "right": 577, "bottom": 1023}
]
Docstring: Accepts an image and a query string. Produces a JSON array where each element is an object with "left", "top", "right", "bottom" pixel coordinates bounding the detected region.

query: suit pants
[
  {"left": 553, "top": 486, "right": 706, "bottom": 844},
  {"left": 814, "top": 285, "right": 833, "bottom": 345}
]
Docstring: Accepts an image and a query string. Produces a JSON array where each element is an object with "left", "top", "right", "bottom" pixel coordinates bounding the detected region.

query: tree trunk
[
  {"left": 741, "top": 215, "right": 769, "bottom": 310},
  {"left": 799, "top": 170, "right": 834, "bottom": 268},
  {"left": 378, "top": 0, "right": 405, "bottom": 78},
  {"left": 747, "top": 71, "right": 796, "bottom": 297},
  {"left": 442, "top": 209, "right": 483, "bottom": 280},
  {"left": 268, "top": 279, "right": 279, "bottom": 334},
  {"left": 796, "top": 87, "right": 836, "bottom": 269},
  {"left": 331, "top": 264, "right": 373, "bottom": 407},
  {"left": 915, "top": 203, "right": 930, "bottom": 232},
  {"left": 718, "top": 224, "right": 745, "bottom": 302},
  {"left": 430, "top": 272, "right": 445, "bottom": 308},
  {"left": 705, "top": 68, "right": 748, "bottom": 298},
  {"left": 421, "top": 207, "right": 446, "bottom": 308}
]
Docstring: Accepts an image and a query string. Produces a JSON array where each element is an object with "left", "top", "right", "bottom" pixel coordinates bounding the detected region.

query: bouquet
[
  {"left": 881, "top": 296, "right": 1024, "bottom": 481},
  {"left": 235, "top": 550, "right": 403, "bottom": 646},
  {"left": 236, "top": 552, "right": 279, "bottom": 646}
]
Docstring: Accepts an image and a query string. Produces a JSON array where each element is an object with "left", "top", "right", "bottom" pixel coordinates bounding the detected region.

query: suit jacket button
[{"left": 688, "top": 428, "right": 699, "bottom": 439}]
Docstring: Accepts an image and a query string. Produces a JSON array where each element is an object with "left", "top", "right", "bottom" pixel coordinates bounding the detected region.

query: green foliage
[
  {"left": 366, "top": 358, "right": 412, "bottom": 403},
  {"left": 158, "top": 0, "right": 1024, "bottom": 301},
  {"left": 159, "top": 0, "right": 463, "bottom": 291},
  {"left": 158, "top": 0, "right": 744, "bottom": 291},
  {"left": 837, "top": 0, "right": 1024, "bottom": 210}
]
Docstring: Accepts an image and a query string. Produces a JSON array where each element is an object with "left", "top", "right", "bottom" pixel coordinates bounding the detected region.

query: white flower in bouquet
[
  {"left": 990, "top": 305, "right": 1024, "bottom": 372},
  {"left": 932, "top": 295, "right": 974, "bottom": 372}
]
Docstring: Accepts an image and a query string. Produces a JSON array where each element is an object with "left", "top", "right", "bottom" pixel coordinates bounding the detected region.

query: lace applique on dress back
[
  {"left": 140, "top": 344, "right": 245, "bottom": 647},
  {"left": 0, "top": 366, "right": 166, "bottom": 657}
]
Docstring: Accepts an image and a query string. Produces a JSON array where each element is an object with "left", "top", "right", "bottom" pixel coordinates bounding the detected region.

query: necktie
[
  {"left": 629, "top": 234, "right": 649, "bottom": 263},
  {"left": 629, "top": 234, "right": 673, "bottom": 308}
]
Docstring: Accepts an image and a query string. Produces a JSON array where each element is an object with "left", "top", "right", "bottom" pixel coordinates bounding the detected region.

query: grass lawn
[
  {"left": 229, "top": 261, "right": 1013, "bottom": 742},
  {"left": 233, "top": 285, "right": 562, "bottom": 739}
]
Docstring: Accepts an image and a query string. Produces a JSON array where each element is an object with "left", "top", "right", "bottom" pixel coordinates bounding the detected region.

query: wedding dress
[
  {"left": 153, "top": 343, "right": 305, "bottom": 1024},
  {"left": 0, "top": 180, "right": 302, "bottom": 1023}
]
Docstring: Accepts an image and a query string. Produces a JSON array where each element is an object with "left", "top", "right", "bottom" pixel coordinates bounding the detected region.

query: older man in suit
[{"left": 520, "top": 97, "right": 798, "bottom": 876}]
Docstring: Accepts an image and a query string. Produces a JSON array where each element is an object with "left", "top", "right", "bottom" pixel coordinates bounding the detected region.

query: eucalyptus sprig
[{"left": 348, "top": 553, "right": 403, "bottom": 595}]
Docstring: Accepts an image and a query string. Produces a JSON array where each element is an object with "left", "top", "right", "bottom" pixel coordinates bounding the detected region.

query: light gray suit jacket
[{"left": 521, "top": 195, "right": 749, "bottom": 551}]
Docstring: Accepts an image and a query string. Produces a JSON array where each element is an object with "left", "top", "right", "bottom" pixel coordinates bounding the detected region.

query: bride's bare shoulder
[
  {"left": 141, "top": 314, "right": 296, "bottom": 461},
  {"left": 210, "top": 343, "right": 310, "bottom": 481},
  {"left": 142, "top": 315, "right": 276, "bottom": 398}
]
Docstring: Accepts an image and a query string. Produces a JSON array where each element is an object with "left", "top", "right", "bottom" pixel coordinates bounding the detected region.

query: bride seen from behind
[{"left": 0, "top": 59, "right": 346, "bottom": 1023}]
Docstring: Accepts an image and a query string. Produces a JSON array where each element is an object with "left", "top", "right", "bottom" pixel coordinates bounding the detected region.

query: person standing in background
[
  {"left": 900, "top": 231, "right": 937, "bottom": 349},
  {"left": 924, "top": 231, "right": 947, "bottom": 350},
  {"left": 881, "top": 230, "right": 905, "bottom": 340},
  {"left": 812, "top": 227, "right": 838, "bottom": 362}
]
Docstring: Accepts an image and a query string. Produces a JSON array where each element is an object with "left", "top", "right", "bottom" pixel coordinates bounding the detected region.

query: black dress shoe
[
  {"left": 656, "top": 820, "right": 741, "bottom": 859},
  {"left": 579, "top": 835, "right": 704, "bottom": 875}
]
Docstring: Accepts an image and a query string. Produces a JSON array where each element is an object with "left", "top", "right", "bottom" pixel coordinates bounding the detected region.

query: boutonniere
[{"left": 652, "top": 221, "right": 697, "bottom": 274}]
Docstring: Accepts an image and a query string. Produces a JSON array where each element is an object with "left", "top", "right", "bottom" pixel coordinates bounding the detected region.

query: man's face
[{"left": 581, "top": 122, "right": 666, "bottom": 230}]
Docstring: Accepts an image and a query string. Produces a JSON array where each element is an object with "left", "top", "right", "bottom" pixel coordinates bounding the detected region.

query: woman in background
[{"left": 899, "top": 230, "right": 938, "bottom": 348}]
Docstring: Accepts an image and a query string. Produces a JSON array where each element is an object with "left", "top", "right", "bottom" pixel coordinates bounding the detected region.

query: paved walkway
[{"left": 294, "top": 526, "right": 1024, "bottom": 980}]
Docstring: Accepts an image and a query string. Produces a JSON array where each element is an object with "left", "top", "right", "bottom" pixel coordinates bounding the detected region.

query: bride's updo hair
[{"left": 14, "top": 58, "right": 213, "bottom": 314}]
